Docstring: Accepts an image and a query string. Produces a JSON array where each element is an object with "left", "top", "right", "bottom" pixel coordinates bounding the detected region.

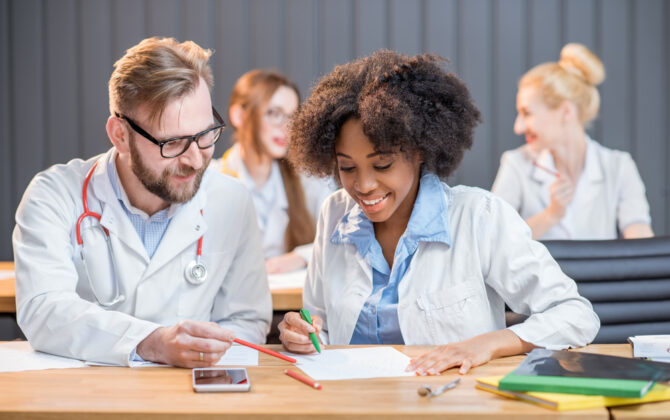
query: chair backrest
[{"left": 541, "top": 236, "right": 670, "bottom": 344}]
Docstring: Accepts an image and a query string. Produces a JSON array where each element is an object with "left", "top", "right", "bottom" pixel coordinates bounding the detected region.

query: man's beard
[{"left": 129, "top": 139, "right": 210, "bottom": 203}]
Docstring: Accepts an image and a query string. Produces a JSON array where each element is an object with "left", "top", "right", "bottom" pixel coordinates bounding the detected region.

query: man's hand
[{"left": 137, "top": 320, "right": 235, "bottom": 368}]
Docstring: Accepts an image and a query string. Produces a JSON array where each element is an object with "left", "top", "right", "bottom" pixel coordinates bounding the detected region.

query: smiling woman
[
  {"left": 277, "top": 49, "right": 600, "bottom": 376},
  {"left": 491, "top": 43, "right": 653, "bottom": 240},
  {"left": 209, "top": 70, "right": 334, "bottom": 275}
]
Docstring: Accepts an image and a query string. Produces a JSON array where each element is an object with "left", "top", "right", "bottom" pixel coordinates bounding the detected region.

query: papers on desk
[
  {"left": 0, "top": 341, "right": 87, "bottom": 372},
  {"left": 268, "top": 269, "right": 306, "bottom": 290},
  {"left": 123, "top": 345, "right": 259, "bottom": 368},
  {"left": 0, "top": 269, "right": 15, "bottom": 280},
  {"left": 629, "top": 335, "right": 670, "bottom": 363},
  {"left": 216, "top": 345, "right": 258, "bottom": 366},
  {"left": 284, "top": 347, "right": 415, "bottom": 380}
]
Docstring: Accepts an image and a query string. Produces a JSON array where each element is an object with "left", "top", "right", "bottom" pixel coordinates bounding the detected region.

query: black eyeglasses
[{"left": 115, "top": 107, "right": 226, "bottom": 158}]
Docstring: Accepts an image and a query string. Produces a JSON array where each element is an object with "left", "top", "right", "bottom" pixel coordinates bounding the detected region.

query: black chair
[{"left": 539, "top": 236, "right": 670, "bottom": 343}]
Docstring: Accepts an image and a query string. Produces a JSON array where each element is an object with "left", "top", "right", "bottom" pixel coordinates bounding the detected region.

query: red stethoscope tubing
[
  {"left": 76, "top": 162, "right": 107, "bottom": 245},
  {"left": 76, "top": 161, "right": 203, "bottom": 255}
]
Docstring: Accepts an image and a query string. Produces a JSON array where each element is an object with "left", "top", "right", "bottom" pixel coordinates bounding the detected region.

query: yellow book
[{"left": 476, "top": 376, "right": 670, "bottom": 411}]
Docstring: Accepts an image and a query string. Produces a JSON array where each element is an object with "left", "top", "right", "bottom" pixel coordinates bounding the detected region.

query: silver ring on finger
[{"left": 199, "top": 352, "right": 204, "bottom": 362}]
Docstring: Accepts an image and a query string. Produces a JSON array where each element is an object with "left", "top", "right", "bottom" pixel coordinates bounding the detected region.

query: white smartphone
[{"left": 192, "top": 367, "right": 251, "bottom": 392}]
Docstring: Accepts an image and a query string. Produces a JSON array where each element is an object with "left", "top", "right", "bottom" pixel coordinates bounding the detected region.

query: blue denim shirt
[{"left": 331, "top": 170, "right": 451, "bottom": 344}]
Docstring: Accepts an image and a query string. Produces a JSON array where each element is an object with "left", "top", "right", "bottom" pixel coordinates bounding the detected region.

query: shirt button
[{"left": 372, "top": 307, "right": 377, "bottom": 315}]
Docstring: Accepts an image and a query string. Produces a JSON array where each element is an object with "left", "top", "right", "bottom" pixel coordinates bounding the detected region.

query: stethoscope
[{"left": 76, "top": 161, "right": 208, "bottom": 306}]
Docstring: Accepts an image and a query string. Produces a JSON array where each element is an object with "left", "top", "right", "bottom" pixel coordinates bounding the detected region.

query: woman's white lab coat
[
  {"left": 305, "top": 185, "right": 600, "bottom": 348},
  {"left": 12, "top": 149, "right": 272, "bottom": 366},
  {"left": 491, "top": 137, "right": 651, "bottom": 239},
  {"left": 210, "top": 143, "right": 335, "bottom": 262}
]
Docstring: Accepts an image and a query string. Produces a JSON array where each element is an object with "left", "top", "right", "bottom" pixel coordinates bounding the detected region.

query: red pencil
[
  {"left": 233, "top": 338, "right": 297, "bottom": 364},
  {"left": 284, "top": 369, "right": 322, "bottom": 390},
  {"left": 532, "top": 160, "right": 560, "bottom": 178}
]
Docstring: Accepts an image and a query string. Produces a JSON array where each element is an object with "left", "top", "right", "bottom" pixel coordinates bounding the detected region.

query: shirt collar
[
  {"left": 223, "top": 144, "right": 287, "bottom": 209},
  {"left": 530, "top": 135, "right": 603, "bottom": 185},
  {"left": 107, "top": 150, "right": 179, "bottom": 221},
  {"left": 330, "top": 169, "right": 451, "bottom": 257}
]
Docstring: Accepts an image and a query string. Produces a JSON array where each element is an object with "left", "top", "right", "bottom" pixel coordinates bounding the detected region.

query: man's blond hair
[{"left": 109, "top": 37, "right": 214, "bottom": 123}]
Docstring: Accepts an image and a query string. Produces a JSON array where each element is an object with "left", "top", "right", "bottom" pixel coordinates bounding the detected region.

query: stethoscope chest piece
[{"left": 185, "top": 259, "right": 208, "bottom": 285}]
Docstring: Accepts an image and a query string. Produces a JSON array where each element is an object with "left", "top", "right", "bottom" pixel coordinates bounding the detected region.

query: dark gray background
[{"left": 1, "top": 0, "right": 669, "bottom": 261}]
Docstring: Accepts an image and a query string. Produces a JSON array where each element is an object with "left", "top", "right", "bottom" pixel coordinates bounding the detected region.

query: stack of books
[{"left": 476, "top": 348, "right": 670, "bottom": 411}]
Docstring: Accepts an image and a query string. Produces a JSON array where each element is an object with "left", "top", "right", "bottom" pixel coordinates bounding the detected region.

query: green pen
[{"left": 299, "top": 308, "right": 321, "bottom": 353}]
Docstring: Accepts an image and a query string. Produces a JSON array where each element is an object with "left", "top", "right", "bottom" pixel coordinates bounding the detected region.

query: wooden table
[
  {"left": 0, "top": 262, "right": 15, "bottom": 313},
  {"left": 0, "top": 262, "right": 303, "bottom": 312},
  {"left": 0, "top": 344, "right": 644, "bottom": 420}
]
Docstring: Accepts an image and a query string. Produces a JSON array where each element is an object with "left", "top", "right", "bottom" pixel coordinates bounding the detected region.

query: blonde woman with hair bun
[{"left": 492, "top": 43, "right": 653, "bottom": 240}]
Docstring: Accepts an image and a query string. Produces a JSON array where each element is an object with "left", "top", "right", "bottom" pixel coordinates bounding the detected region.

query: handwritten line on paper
[{"left": 282, "top": 347, "right": 415, "bottom": 381}]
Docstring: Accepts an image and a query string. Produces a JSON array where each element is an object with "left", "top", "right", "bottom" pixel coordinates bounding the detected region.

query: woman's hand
[
  {"left": 278, "top": 311, "right": 323, "bottom": 353},
  {"left": 527, "top": 175, "right": 576, "bottom": 238},
  {"left": 406, "top": 329, "right": 534, "bottom": 375},
  {"left": 265, "top": 252, "right": 307, "bottom": 274},
  {"left": 546, "top": 176, "right": 575, "bottom": 221}
]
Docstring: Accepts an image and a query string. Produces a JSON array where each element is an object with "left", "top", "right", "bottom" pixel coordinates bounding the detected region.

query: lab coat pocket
[
  {"left": 415, "top": 282, "right": 479, "bottom": 343},
  {"left": 178, "top": 250, "right": 232, "bottom": 319}
]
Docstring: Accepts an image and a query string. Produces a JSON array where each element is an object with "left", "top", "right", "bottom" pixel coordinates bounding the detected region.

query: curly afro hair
[{"left": 288, "top": 49, "right": 481, "bottom": 180}]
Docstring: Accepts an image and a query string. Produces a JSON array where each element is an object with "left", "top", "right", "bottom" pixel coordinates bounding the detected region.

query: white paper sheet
[
  {"left": 0, "top": 270, "right": 15, "bottom": 280},
  {"left": 268, "top": 269, "right": 306, "bottom": 290},
  {"left": 0, "top": 341, "right": 87, "bottom": 372},
  {"left": 121, "top": 344, "right": 259, "bottom": 368},
  {"left": 630, "top": 335, "right": 670, "bottom": 359},
  {"left": 283, "top": 347, "right": 415, "bottom": 380},
  {"left": 216, "top": 345, "right": 258, "bottom": 366}
]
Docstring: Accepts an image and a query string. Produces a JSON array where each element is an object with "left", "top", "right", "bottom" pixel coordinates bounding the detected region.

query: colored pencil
[
  {"left": 532, "top": 161, "right": 560, "bottom": 178},
  {"left": 285, "top": 369, "right": 322, "bottom": 390},
  {"left": 233, "top": 338, "right": 297, "bottom": 364}
]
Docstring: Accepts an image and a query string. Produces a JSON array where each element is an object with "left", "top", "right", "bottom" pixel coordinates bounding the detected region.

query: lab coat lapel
[
  {"left": 88, "top": 151, "right": 149, "bottom": 263},
  {"left": 142, "top": 188, "right": 208, "bottom": 280}
]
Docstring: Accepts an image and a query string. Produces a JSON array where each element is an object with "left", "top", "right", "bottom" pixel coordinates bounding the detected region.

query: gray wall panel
[
  {"left": 565, "top": 0, "right": 596, "bottom": 50},
  {"left": 181, "top": 0, "right": 214, "bottom": 50},
  {"left": 146, "top": 0, "right": 180, "bottom": 40},
  {"left": 600, "top": 0, "right": 632, "bottom": 152},
  {"left": 213, "top": 0, "right": 249, "bottom": 150},
  {"left": 111, "top": 0, "right": 145, "bottom": 61},
  {"left": 634, "top": 0, "right": 667, "bottom": 235},
  {"left": 424, "top": 0, "right": 457, "bottom": 72},
  {"left": 565, "top": 0, "right": 600, "bottom": 141},
  {"left": 1, "top": 0, "right": 13, "bottom": 259},
  {"left": 319, "top": 0, "right": 353, "bottom": 75},
  {"left": 389, "top": 0, "right": 422, "bottom": 56},
  {"left": 44, "top": 0, "right": 80, "bottom": 165},
  {"left": 12, "top": 0, "right": 44, "bottom": 208},
  {"left": 528, "top": 0, "right": 562, "bottom": 66},
  {"left": 667, "top": 0, "right": 670, "bottom": 232},
  {"left": 492, "top": 0, "right": 524, "bottom": 164},
  {"left": 354, "top": 0, "right": 387, "bottom": 58},
  {"left": 458, "top": 0, "right": 493, "bottom": 188},
  {"left": 80, "top": 0, "right": 112, "bottom": 157},
  {"left": 285, "top": 0, "right": 317, "bottom": 96},
  {"left": 1, "top": 0, "right": 669, "bottom": 261},
  {"left": 250, "top": 0, "right": 283, "bottom": 70}
]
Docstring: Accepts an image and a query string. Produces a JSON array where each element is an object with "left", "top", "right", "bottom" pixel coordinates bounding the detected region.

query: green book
[
  {"left": 499, "top": 373, "right": 656, "bottom": 398},
  {"left": 499, "top": 349, "right": 670, "bottom": 398}
]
